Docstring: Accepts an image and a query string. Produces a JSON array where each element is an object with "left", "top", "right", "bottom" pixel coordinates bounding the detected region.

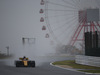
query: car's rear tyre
[
  {"left": 28, "top": 61, "right": 35, "bottom": 67},
  {"left": 15, "top": 61, "right": 24, "bottom": 67}
]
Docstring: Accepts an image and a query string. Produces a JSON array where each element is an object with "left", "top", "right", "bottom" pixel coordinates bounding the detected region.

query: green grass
[
  {"left": 0, "top": 54, "right": 13, "bottom": 59},
  {"left": 52, "top": 60, "right": 100, "bottom": 69}
]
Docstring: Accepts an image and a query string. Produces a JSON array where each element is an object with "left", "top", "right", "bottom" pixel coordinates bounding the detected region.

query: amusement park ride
[
  {"left": 39, "top": 0, "right": 100, "bottom": 53},
  {"left": 40, "top": 0, "right": 100, "bottom": 67}
]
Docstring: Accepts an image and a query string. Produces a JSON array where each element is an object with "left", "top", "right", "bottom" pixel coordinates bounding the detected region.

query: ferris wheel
[{"left": 40, "top": 0, "right": 100, "bottom": 47}]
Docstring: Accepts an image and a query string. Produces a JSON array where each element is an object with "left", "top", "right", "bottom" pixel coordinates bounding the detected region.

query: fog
[
  {"left": 0, "top": 0, "right": 57, "bottom": 66},
  {"left": 0, "top": 0, "right": 100, "bottom": 66},
  {"left": 0, "top": 0, "right": 56, "bottom": 55}
]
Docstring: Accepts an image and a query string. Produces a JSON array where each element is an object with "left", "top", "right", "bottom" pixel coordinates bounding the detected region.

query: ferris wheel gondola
[
  {"left": 40, "top": 9, "right": 44, "bottom": 14},
  {"left": 40, "top": 0, "right": 45, "bottom": 5}
]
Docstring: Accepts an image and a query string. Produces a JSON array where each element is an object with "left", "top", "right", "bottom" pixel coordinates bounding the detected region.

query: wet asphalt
[{"left": 0, "top": 56, "right": 97, "bottom": 75}]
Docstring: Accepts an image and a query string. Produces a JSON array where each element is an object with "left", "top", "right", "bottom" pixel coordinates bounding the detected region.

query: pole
[{"left": 6, "top": 46, "right": 9, "bottom": 56}]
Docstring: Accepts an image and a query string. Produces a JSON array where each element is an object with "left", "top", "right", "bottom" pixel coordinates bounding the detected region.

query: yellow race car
[{"left": 15, "top": 56, "right": 35, "bottom": 67}]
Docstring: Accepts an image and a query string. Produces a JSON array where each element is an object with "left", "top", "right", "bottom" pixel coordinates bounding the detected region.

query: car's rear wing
[{"left": 19, "top": 58, "right": 28, "bottom": 60}]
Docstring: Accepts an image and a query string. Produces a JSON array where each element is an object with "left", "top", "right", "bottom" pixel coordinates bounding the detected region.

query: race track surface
[{"left": 0, "top": 56, "right": 95, "bottom": 75}]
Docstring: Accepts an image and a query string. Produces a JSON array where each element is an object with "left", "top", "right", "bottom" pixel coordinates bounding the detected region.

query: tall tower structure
[
  {"left": 70, "top": 8, "right": 100, "bottom": 56},
  {"left": 70, "top": 9, "right": 100, "bottom": 48}
]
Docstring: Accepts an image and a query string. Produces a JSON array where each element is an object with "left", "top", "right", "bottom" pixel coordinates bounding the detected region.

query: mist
[{"left": 0, "top": 0, "right": 57, "bottom": 66}]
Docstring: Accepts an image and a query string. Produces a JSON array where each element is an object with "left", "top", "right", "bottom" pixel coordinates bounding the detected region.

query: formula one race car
[{"left": 15, "top": 56, "right": 35, "bottom": 67}]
